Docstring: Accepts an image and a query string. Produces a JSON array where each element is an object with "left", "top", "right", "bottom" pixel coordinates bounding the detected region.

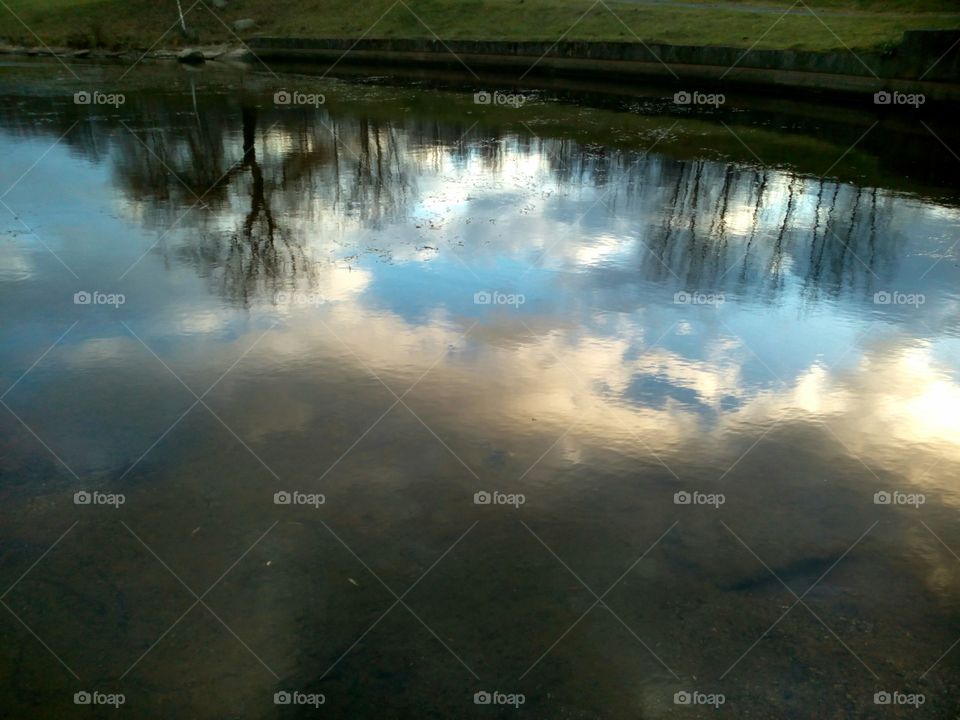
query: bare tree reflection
[{"left": 0, "top": 80, "right": 922, "bottom": 308}]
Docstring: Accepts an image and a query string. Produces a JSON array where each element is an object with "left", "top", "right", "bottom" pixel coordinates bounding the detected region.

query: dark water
[{"left": 0, "top": 59, "right": 959, "bottom": 719}]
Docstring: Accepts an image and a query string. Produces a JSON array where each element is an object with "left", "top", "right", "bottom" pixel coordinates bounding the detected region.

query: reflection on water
[{"left": 0, "top": 61, "right": 959, "bottom": 719}]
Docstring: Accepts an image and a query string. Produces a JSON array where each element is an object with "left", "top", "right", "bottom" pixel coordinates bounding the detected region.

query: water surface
[{"left": 1, "top": 60, "right": 959, "bottom": 718}]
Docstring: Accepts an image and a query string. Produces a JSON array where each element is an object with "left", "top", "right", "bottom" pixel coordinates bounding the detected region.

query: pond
[{"left": 0, "top": 58, "right": 958, "bottom": 718}]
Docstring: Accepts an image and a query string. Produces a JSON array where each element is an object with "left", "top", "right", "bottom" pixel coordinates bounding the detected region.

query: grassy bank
[{"left": 2, "top": 0, "right": 959, "bottom": 53}]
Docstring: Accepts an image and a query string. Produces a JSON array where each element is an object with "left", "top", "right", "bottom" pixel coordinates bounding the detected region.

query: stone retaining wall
[{"left": 245, "top": 32, "right": 960, "bottom": 99}]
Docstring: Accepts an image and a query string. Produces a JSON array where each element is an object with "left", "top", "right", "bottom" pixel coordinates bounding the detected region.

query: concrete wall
[{"left": 245, "top": 32, "right": 959, "bottom": 99}]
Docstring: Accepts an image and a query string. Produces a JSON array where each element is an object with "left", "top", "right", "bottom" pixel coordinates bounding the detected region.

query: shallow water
[{"left": 0, "top": 59, "right": 959, "bottom": 718}]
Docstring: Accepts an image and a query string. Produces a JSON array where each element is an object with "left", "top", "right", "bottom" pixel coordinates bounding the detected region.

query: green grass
[{"left": 2, "top": 0, "right": 959, "bottom": 51}]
